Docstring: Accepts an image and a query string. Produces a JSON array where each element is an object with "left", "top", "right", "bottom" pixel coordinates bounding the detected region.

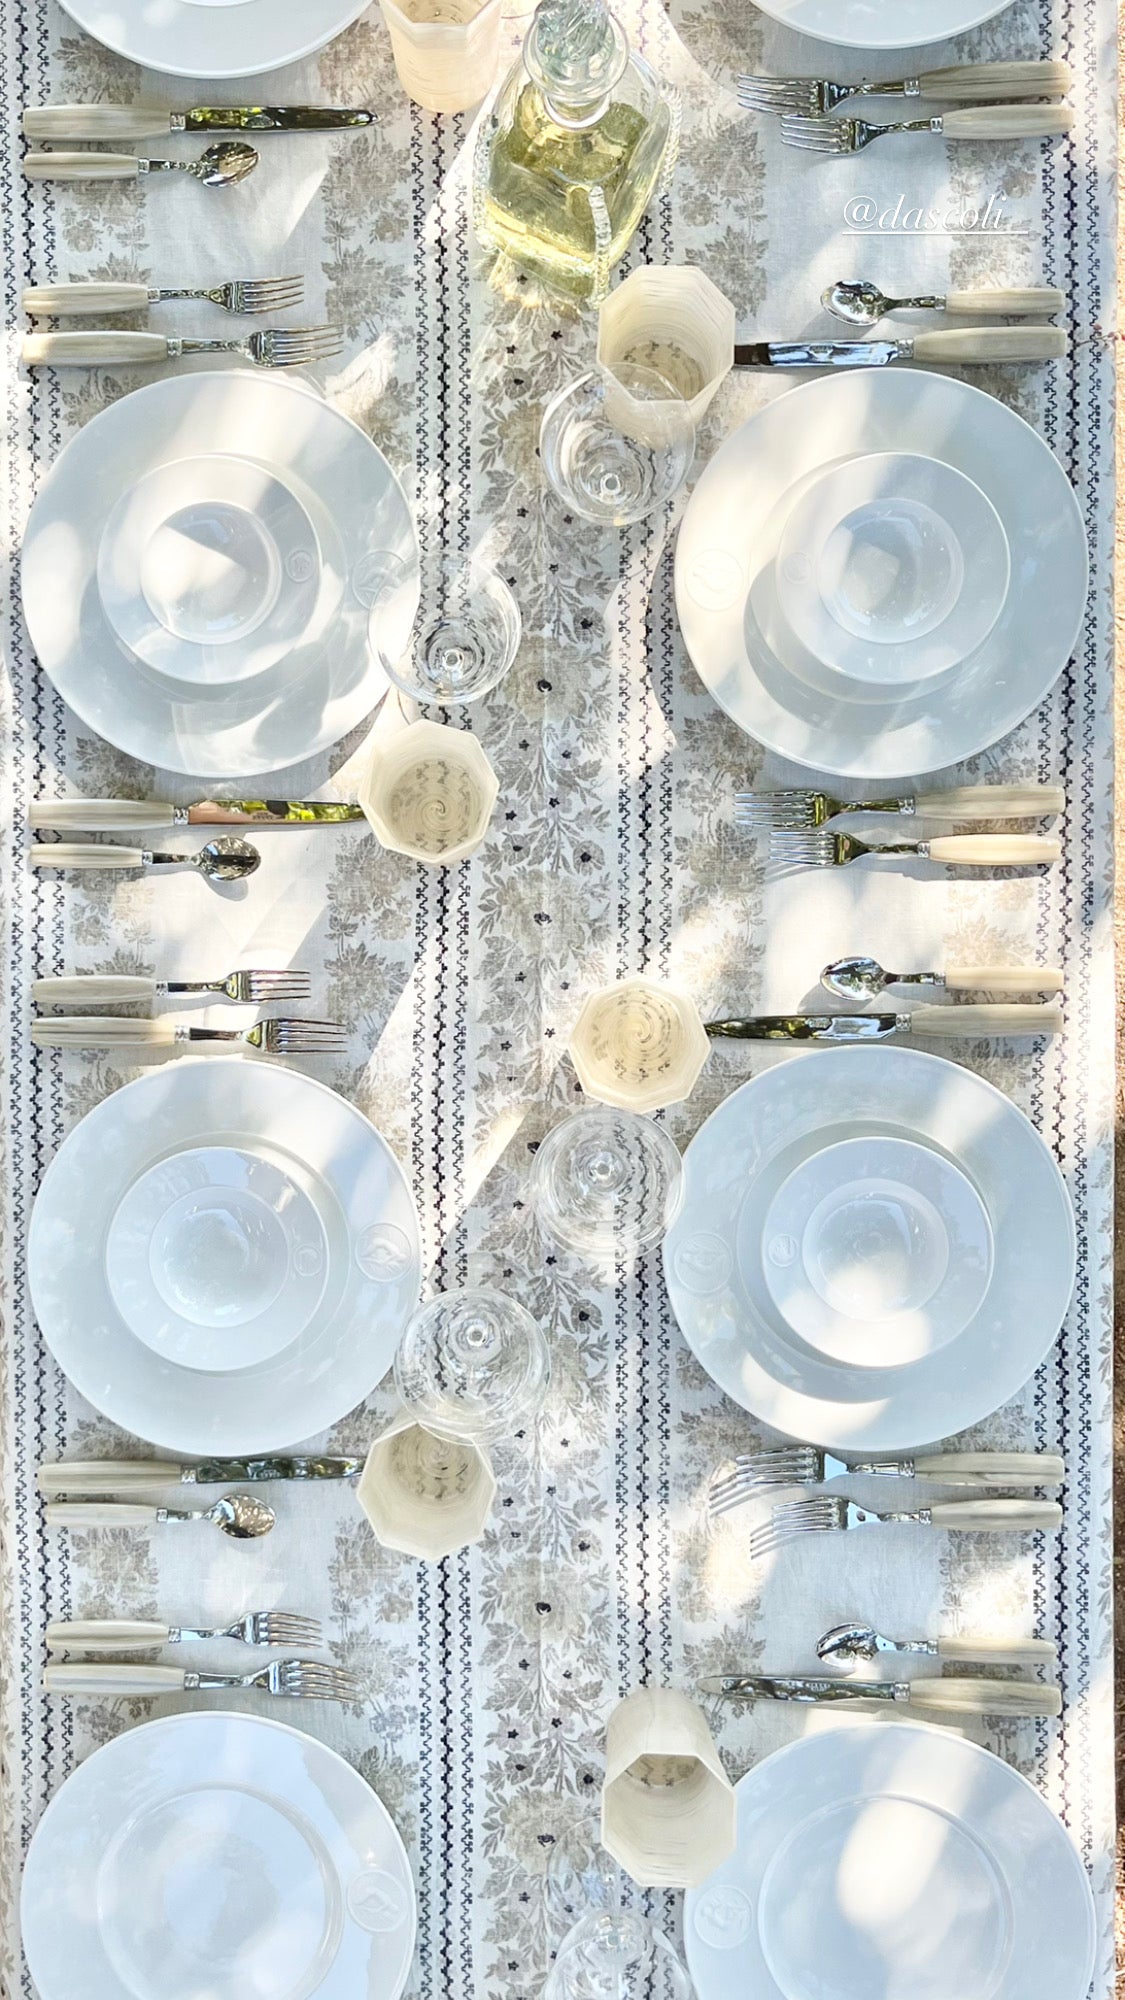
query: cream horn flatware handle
[
  {"left": 942, "top": 287, "right": 1066, "bottom": 315},
  {"left": 24, "top": 151, "right": 144, "bottom": 180},
  {"left": 32, "top": 1017, "right": 178, "bottom": 1050},
  {"left": 908, "top": 1004, "right": 1063, "bottom": 1039},
  {"left": 32, "top": 975, "right": 158, "bottom": 1006},
  {"left": 39, "top": 1460, "right": 182, "bottom": 1496},
  {"left": 928, "top": 1499, "right": 1063, "bottom": 1531},
  {"left": 44, "top": 1662, "right": 187, "bottom": 1694},
  {"left": 23, "top": 331, "right": 169, "bottom": 368},
  {"left": 936, "top": 1633, "right": 1058, "bottom": 1663},
  {"left": 912, "top": 1450, "right": 1065, "bottom": 1486},
  {"left": 940, "top": 104, "right": 1074, "bottom": 138},
  {"left": 46, "top": 1619, "right": 171, "bottom": 1652},
  {"left": 22, "top": 280, "right": 152, "bottom": 316},
  {"left": 908, "top": 1676, "right": 1061, "bottom": 1718},
  {"left": 45, "top": 1502, "right": 161, "bottom": 1527},
  {"left": 944, "top": 965, "right": 1064, "bottom": 994},
  {"left": 24, "top": 104, "right": 176, "bottom": 140},
  {"left": 911, "top": 783, "right": 1064, "bottom": 818},
  {"left": 30, "top": 798, "right": 176, "bottom": 830},
  {"left": 914, "top": 59, "right": 1071, "bottom": 100},
  {"left": 910, "top": 326, "right": 1067, "bottom": 365},
  {"left": 924, "top": 834, "right": 1061, "bottom": 865},
  {"left": 30, "top": 843, "right": 146, "bottom": 869}
]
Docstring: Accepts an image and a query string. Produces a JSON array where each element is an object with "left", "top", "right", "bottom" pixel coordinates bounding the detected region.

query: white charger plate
[
  {"left": 684, "top": 1722, "right": 1094, "bottom": 2000},
  {"left": 746, "top": 0, "right": 1014, "bottom": 48},
  {"left": 27, "top": 1059, "right": 421, "bottom": 1454},
  {"left": 55, "top": 0, "right": 369, "bottom": 80},
  {"left": 674, "top": 370, "right": 1087, "bottom": 779},
  {"left": 21, "top": 1712, "right": 416, "bottom": 2000},
  {"left": 661, "top": 1046, "right": 1075, "bottom": 1451},
  {"left": 22, "top": 373, "right": 418, "bottom": 780}
]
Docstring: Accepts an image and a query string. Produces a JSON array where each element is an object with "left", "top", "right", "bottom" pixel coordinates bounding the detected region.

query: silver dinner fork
[
  {"left": 747, "top": 1494, "right": 1062, "bottom": 1560},
  {"left": 736, "top": 58, "right": 1072, "bottom": 117},
  {"left": 770, "top": 828, "right": 1060, "bottom": 870},
  {"left": 22, "top": 325, "right": 343, "bottom": 371},
  {"left": 22, "top": 276, "right": 305, "bottom": 317},
  {"left": 45, "top": 1610, "right": 323, "bottom": 1652},
  {"left": 43, "top": 1658, "right": 361, "bottom": 1701},
  {"left": 780, "top": 106, "right": 1073, "bottom": 154},
  {"left": 32, "top": 969, "right": 312, "bottom": 1007},
  {"left": 30, "top": 1016, "right": 347, "bottom": 1056},
  {"left": 708, "top": 1445, "right": 1064, "bottom": 1517},
  {"left": 735, "top": 782, "right": 1064, "bottom": 830}
]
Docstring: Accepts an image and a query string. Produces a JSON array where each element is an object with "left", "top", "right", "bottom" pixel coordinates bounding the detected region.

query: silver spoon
[
  {"left": 146, "top": 140, "right": 258, "bottom": 186},
  {"left": 819, "top": 954, "right": 1063, "bottom": 1001},
  {"left": 29, "top": 836, "right": 261, "bottom": 883},
  {"left": 816, "top": 1618, "right": 1057, "bottom": 1667},
  {"left": 24, "top": 140, "right": 259, "bottom": 188},
  {"left": 820, "top": 955, "right": 939, "bottom": 1000},
  {"left": 45, "top": 1490, "right": 277, "bottom": 1538},
  {"left": 822, "top": 277, "right": 1064, "bottom": 327}
]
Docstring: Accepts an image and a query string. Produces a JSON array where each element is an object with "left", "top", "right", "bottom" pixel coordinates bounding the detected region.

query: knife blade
[
  {"left": 29, "top": 797, "right": 365, "bottom": 830},
  {"left": 37, "top": 1456, "right": 364, "bottom": 1496},
  {"left": 23, "top": 103, "right": 376, "bottom": 141},
  {"left": 705, "top": 1014, "right": 898, "bottom": 1042},
  {"left": 699, "top": 1673, "right": 1061, "bottom": 1717},
  {"left": 703, "top": 1004, "right": 1061, "bottom": 1042}
]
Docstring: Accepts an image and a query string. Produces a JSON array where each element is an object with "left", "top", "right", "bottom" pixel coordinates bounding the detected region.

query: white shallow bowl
[
  {"left": 746, "top": 0, "right": 1015, "bottom": 47},
  {"left": 662, "top": 1045, "right": 1075, "bottom": 1451},
  {"left": 97, "top": 455, "right": 331, "bottom": 687},
  {"left": 105, "top": 1144, "right": 330, "bottom": 1373},
  {"left": 20, "top": 1712, "right": 417, "bottom": 2000},
  {"left": 55, "top": 0, "right": 369, "bottom": 79},
  {"left": 28, "top": 1060, "right": 421, "bottom": 1454},
  {"left": 684, "top": 1723, "right": 1095, "bottom": 2000},
  {"left": 674, "top": 370, "right": 1087, "bottom": 779},
  {"left": 761, "top": 1135, "right": 994, "bottom": 1368},
  {"left": 775, "top": 453, "right": 1010, "bottom": 688}
]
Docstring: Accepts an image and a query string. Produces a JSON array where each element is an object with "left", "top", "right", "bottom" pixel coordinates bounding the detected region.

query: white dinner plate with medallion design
[
  {"left": 684, "top": 1723, "right": 1095, "bottom": 2000},
  {"left": 56, "top": 0, "right": 368, "bottom": 79},
  {"left": 22, "top": 372, "right": 417, "bottom": 780},
  {"left": 745, "top": 0, "right": 1015, "bottom": 48},
  {"left": 21, "top": 1711, "right": 416, "bottom": 2000},
  {"left": 28, "top": 1058, "right": 421, "bottom": 1453},
  {"left": 661, "top": 1046, "right": 1075, "bottom": 1451},
  {"left": 674, "top": 370, "right": 1086, "bottom": 779}
]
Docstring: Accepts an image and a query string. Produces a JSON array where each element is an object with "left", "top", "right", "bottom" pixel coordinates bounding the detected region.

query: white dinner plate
[
  {"left": 22, "top": 373, "right": 417, "bottom": 780},
  {"left": 746, "top": 0, "right": 1014, "bottom": 49},
  {"left": 28, "top": 1059, "right": 421, "bottom": 1453},
  {"left": 684, "top": 1723, "right": 1095, "bottom": 2000},
  {"left": 21, "top": 1711, "right": 417, "bottom": 2000},
  {"left": 55, "top": 0, "right": 368, "bottom": 80},
  {"left": 674, "top": 371, "right": 1087, "bottom": 779},
  {"left": 661, "top": 1046, "right": 1075, "bottom": 1451}
]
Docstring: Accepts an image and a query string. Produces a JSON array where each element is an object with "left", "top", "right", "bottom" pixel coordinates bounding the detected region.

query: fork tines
[
  {"left": 747, "top": 1495, "right": 845, "bottom": 1559},
  {"left": 736, "top": 74, "right": 831, "bottom": 116},
  {"left": 261, "top": 1017, "right": 348, "bottom": 1054},
  {"left": 735, "top": 789, "right": 829, "bottom": 831},
  {"left": 769, "top": 828, "right": 839, "bottom": 868},
  {"left": 779, "top": 113, "right": 855, "bottom": 155},
  {"left": 708, "top": 1447, "right": 823, "bottom": 1517},
  {"left": 235, "top": 968, "right": 313, "bottom": 1003},
  {"left": 226, "top": 276, "right": 304, "bottom": 314},
  {"left": 243, "top": 1610, "right": 322, "bottom": 1647},
  {"left": 271, "top": 1658, "right": 361, "bottom": 1701},
  {"left": 259, "top": 325, "right": 344, "bottom": 367}
]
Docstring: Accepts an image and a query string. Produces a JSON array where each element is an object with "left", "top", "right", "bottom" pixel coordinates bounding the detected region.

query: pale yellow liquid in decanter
[{"left": 482, "top": 81, "right": 671, "bottom": 302}]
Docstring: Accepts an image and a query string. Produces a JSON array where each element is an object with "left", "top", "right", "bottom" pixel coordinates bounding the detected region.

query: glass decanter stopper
[{"left": 474, "top": 0, "right": 680, "bottom": 307}]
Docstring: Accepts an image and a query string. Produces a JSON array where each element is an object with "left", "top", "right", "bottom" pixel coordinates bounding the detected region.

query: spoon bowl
[
  {"left": 190, "top": 837, "right": 261, "bottom": 883},
  {"left": 816, "top": 1620, "right": 922, "bottom": 1662},
  {"left": 822, "top": 280, "right": 895, "bottom": 327},
  {"left": 210, "top": 1491, "right": 276, "bottom": 1539},
  {"left": 193, "top": 140, "right": 258, "bottom": 187}
]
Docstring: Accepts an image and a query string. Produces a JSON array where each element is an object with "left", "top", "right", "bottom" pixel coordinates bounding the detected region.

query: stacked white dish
[
  {"left": 662, "top": 1045, "right": 1075, "bottom": 1450},
  {"left": 674, "top": 370, "right": 1087, "bottom": 778},
  {"left": 27, "top": 1060, "right": 422, "bottom": 1453},
  {"left": 22, "top": 372, "right": 419, "bottom": 779}
]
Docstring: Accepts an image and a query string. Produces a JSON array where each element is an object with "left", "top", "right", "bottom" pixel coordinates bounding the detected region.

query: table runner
[{"left": 0, "top": 0, "right": 1116, "bottom": 1994}]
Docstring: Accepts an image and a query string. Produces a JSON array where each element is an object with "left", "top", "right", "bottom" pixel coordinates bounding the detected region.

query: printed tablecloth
[{"left": 0, "top": 0, "right": 1116, "bottom": 1993}]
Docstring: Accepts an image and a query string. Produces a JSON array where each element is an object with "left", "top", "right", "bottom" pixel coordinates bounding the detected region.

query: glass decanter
[{"left": 473, "top": 0, "right": 680, "bottom": 307}]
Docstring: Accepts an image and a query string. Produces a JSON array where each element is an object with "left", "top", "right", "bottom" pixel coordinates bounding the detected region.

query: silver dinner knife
[
  {"left": 29, "top": 797, "right": 365, "bottom": 830},
  {"left": 37, "top": 1456, "right": 363, "bottom": 1496},
  {"left": 732, "top": 327, "right": 1066, "bottom": 368},
  {"left": 699, "top": 1673, "right": 1061, "bottom": 1718},
  {"left": 704, "top": 1005, "right": 1063, "bottom": 1042},
  {"left": 23, "top": 103, "right": 376, "bottom": 140}
]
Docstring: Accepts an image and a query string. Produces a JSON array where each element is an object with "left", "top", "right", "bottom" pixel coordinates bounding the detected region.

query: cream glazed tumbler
[{"left": 380, "top": 0, "right": 505, "bottom": 113}]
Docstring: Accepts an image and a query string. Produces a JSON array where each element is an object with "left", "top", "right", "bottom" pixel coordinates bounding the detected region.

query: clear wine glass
[
  {"left": 370, "top": 552, "right": 521, "bottom": 704},
  {"left": 533, "top": 1108, "right": 684, "bottom": 1265},
  {"left": 539, "top": 364, "right": 696, "bottom": 526},
  {"left": 393, "top": 1286, "right": 551, "bottom": 1442},
  {"left": 545, "top": 1818, "right": 692, "bottom": 2000}
]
